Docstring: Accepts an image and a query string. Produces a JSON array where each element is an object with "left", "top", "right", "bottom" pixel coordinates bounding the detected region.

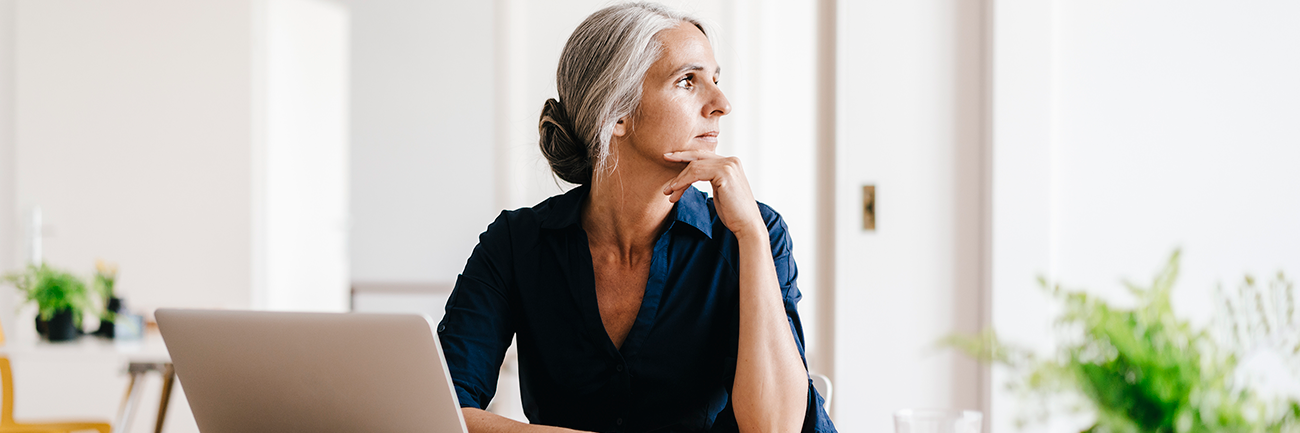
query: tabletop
[{"left": 0, "top": 331, "right": 171, "bottom": 363}]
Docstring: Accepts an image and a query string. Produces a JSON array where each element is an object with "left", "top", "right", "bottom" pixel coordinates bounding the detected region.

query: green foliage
[
  {"left": 945, "top": 250, "right": 1300, "bottom": 433},
  {"left": 3, "top": 263, "right": 93, "bottom": 326}
]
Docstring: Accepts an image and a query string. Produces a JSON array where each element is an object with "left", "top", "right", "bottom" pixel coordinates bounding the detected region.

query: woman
[{"left": 438, "top": 3, "right": 836, "bottom": 432}]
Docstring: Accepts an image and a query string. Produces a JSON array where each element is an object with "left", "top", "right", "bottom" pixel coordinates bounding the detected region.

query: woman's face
[{"left": 615, "top": 21, "right": 731, "bottom": 166}]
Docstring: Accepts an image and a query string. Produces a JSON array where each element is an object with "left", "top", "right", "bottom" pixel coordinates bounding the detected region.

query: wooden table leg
[
  {"left": 152, "top": 364, "right": 175, "bottom": 433},
  {"left": 114, "top": 371, "right": 144, "bottom": 433}
]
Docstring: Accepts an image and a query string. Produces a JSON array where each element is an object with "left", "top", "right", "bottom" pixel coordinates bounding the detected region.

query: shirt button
[
  {"left": 437, "top": 323, "right": 446, "bottom": 333},
  {"left": 615, "top": 364, "right": 624, "bottom": 372},
  {"left": 616, "top": 418, "right": 623, "bottom": 426}
]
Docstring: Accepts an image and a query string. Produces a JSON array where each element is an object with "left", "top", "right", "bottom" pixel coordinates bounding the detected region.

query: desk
[{"left": 0, "top": 332, "right": 175, "bottom": 433}]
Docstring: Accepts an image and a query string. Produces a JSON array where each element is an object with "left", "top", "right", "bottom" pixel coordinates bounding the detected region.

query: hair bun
[{"left": 539, "top": 98, "right": 592, "bottom": 184}]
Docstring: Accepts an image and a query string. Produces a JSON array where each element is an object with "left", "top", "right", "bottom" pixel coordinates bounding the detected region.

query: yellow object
[{"left": 0, "top": 321, "right": 111, "bottom": 433}]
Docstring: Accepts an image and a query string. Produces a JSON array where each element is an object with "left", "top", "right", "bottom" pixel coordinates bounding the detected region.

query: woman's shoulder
[
  {"left": 701, "top": 194, "right": 788, "bottom": 236},
  {"left": 482, "top": 186, "right": 588, "bottom": 237},
  {"left": 750, "top": 201, "right": 792, "bottom": 251},
  {"left": 754, "top": 201, "right": 784, "bottom": 226}
]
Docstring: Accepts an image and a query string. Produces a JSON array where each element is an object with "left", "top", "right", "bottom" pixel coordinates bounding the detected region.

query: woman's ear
[{"left": 612, "top": 117, "right": 628, "bottom": 137}]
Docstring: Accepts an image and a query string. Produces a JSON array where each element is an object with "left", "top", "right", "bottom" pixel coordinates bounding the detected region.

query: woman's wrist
[{"left": 730, "top": 220, "right": 770, "bottom": 245}]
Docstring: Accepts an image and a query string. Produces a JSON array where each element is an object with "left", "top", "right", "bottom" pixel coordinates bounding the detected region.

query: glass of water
[{"left": 893, "top": 409, "right": 982, "bottom": 433}]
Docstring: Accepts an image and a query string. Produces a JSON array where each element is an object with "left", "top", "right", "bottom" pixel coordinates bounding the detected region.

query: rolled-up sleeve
[
  {"left": 438, "top": 211, "right": 516, "bottom": 410},
  {"left": 762, "top": 205, "right": 838, "bottom": 433},
  {"left": 764, "top": 206, "right": 805, "bottom": 361}
]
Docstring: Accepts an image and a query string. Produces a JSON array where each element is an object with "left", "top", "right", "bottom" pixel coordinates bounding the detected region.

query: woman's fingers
[
  {"left": 662, "top": 152, "right": 763, "bottom": 235},
  {"left": 662, "top": 151, "right": 724, "bottom": 201},
  {"left": 663, "top": 150, "right": 720, "bottom": 162},
  {"left": 663, "top": 163, "right": 703, "bottom": 203},
  {"left": 669, "top": 187, "right": 688, "bottom": 203}
]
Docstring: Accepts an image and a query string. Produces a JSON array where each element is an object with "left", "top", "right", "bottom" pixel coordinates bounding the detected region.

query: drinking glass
[{"left": 893, "top": 409, "right": 982, "bottom": 433}]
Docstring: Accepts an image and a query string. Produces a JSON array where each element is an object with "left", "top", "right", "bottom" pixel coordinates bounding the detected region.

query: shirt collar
[
  {"left": 537, "top": 184, "right": 587, "bottom": 230},
  {"left": 672, "top": 185, "right": 713, "bottom": 238},
  {"left": 538, "top": 184, "right": 714, "bottom": 239}
]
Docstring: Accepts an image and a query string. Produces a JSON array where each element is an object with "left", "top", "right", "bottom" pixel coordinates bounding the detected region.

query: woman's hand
[
  {"left": 463, "top": 408, "right": 592, "bottom": 433},
  {"left": 662, "top": 151, "right": 765, "bottom": 240},
  {"left": 665, "top": 150, "right": 808, "bottom": 432}
]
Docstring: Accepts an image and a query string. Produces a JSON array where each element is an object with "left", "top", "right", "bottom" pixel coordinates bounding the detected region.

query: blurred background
[{"left": 0, "top": 0, "right": 1297, "bottom": 432}]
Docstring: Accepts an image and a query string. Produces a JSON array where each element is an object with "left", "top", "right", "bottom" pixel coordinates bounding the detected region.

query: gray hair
[{"left": 539, "top": 2, "right": 709, "bottom": 185}]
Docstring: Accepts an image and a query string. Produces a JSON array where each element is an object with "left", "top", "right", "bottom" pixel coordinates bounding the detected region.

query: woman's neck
[{"left": 581, "top": 157, "right": 678, "bottom": 256}]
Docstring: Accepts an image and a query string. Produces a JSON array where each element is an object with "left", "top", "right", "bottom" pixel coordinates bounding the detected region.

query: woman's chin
[{"left": 684, "top": 140, "right": 719, "bottom": 153}]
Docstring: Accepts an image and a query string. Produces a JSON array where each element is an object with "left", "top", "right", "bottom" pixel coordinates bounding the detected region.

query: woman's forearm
[
  {"left": 732, "top": 228, "right": 809, "bottom": 433},
  {"left": 463, "top": 408, "right": 589, "bottom": 433}
]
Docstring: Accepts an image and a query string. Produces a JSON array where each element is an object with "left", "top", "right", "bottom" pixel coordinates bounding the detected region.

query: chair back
[
  {"left": 0, "top": 357, "right": 15, "bottom": 424},
  {"left": 810, "top": 373, "right": 833, "bottom": 409}
]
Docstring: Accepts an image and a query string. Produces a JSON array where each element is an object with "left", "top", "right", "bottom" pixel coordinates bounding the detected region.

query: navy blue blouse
[{"left": 437, "top": 184, "right": 836, "bottom": 433}]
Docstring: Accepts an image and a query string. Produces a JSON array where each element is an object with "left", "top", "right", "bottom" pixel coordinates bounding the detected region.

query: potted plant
[
  {"left": 92, "top": 260, "right": 122, "bottom": 338},
  {"left": 3, "top": 264, "right": 92, "bottom": 342},
  {"left": 945, "top": 251, "right": 1300, "bottom": 432}
]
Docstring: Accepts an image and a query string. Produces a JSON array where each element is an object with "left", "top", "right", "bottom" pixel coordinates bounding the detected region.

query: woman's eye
[{"left": 676, "top": 76, "right": 693, "bottom": 89}]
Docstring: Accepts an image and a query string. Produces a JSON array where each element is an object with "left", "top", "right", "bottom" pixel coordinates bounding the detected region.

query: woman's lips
[{"left": 695, "top": 131, "right": 719, "bottom": 142}]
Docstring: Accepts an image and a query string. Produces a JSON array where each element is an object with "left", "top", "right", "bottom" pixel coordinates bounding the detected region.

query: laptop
[{"left": 156, "top": 309, "right": 469, "bottom": 433}]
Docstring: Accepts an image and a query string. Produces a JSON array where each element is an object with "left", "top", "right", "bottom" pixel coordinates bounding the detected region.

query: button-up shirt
[{"left": 438, "top": 184, "right": 836, "bottom": 433}]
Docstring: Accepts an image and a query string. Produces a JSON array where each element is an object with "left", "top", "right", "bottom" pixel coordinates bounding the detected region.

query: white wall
[
  {"left": 0, "top": 0, "right": 16, "bottom": 337},
  {"left": 834, "top": 0, "right": 986, "bottom": 432},
  {"left": 344, "top": 0, "right": 498, "bottom": 284},
  {"left": 1051, "top": 0, "right": 1300, "bottom": 323},
  {"left": 13, "top": 0, "right": 350, "bottom": 317},
  {"left": 990, "top": 1, "right": 1300, "bottom": 431},
  {"left": 988, "top": 0, "right": 1059, "bottom": 431},
  {"left": 261, "top": 0, "right": 350, "bottom": 311},
  {"left": 14, "top": 0, "right": 257, "bottom": 315}
]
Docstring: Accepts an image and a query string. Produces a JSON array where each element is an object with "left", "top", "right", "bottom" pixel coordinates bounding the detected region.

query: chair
[
  {"left": 810, "top": 373, "right": 833, "bottom": 409},
  {"left": 0, "top": 321, "right": 112, "bottom": 433}
]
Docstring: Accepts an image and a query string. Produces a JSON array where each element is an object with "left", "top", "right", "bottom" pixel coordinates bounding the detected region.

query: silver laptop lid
[{"left": 156, "top": 309, "right": 468, "bottom": 433}]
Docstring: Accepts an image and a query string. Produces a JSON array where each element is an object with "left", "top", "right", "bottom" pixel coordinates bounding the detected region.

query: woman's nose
[{"left": 705, "top": 83, "right": 731, "bottom": 117}]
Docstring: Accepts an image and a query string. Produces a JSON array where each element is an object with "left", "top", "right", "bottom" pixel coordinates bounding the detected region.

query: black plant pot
[
  {"left": 45, "top": 309, "right": 79, "bottom": 342},
  {"left": 35, "top": 316, "right": 48, "bottom": 337},
  {"left": 94, "top": 297, "right": 124, "bottom": 339},
  {"left": 94, "top": 319, "right": 116, "bottom": 338}
]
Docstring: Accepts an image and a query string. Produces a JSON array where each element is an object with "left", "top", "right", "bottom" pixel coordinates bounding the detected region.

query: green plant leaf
[
  {"left": 3, "top": 264, "right": 92, "bottom": 326},
  {"left": 939, "top": 249, "right": 1299, "bottom": 432}
]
